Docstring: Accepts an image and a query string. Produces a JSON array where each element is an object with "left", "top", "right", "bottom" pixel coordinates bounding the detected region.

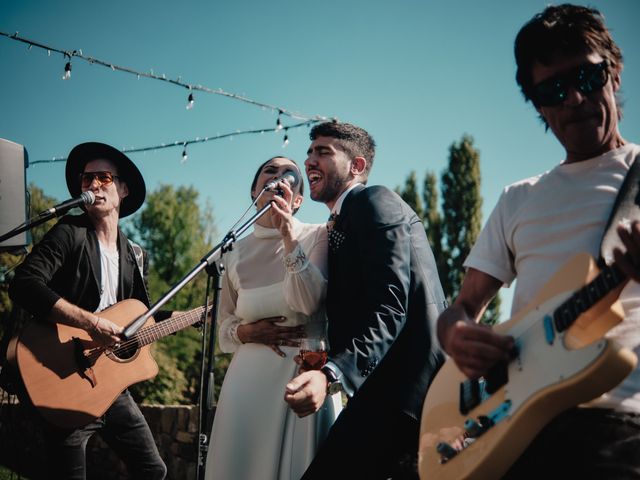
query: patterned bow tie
[{"left": 327, "top": 213, "right": 345, "bottom": 251}]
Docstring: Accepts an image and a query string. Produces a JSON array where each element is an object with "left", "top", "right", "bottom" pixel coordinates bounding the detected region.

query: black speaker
[{"left": 0, "top": 139, "right": 30, "bottom": 251}]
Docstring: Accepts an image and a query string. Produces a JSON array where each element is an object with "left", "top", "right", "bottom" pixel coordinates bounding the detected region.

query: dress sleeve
[
  {"left": 282, "top": 225, "right": 328, "bottom": 316},
  {"left": 217, "top": 256, "right": 244, "bottom": 353}
]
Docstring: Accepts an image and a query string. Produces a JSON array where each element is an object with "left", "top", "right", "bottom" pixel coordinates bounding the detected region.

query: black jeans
[
  {"left": 42, "top": 391, "right": 166, "bottom": 480},
  {"left": 504, "top": 407, "right": 640, "bottom": 480}
]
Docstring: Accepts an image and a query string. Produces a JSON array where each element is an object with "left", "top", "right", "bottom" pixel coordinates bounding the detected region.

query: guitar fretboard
[
  {"left": 553, "top": 264, "right": 626, "bottom": 332},
  {"left": 131, "top": 306, "right": 208, "bottom": 346}
]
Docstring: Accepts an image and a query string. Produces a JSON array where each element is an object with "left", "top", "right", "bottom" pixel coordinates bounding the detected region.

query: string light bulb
[
  {"left": 62, "top": 61, "right": 71, "bottom": 80},
  {"left": 181, "top": 145, "right": 188, "bottom": 163},
  {"left": 282, "top": 128, "right": 290, "bottom": 148},
  {"left": 276, "top": 110, "right": 283, "bottom": 131},
  {"left": 186, "top": 92, "right": 194, "bottom": 110}
]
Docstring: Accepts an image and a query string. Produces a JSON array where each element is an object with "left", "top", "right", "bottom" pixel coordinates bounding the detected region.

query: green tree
[
  {"left": 423, "top": 172, "right": 446, "bottom": 280},
  {"left": 126, "top": 184, "right": 229, "bottom": 404},
  {"left": 440, "top": 135, "right": 483, "bottom": 298},
  {"left": 397, "top": 135, "right": 500, "bottom": 324},
  {"left": 395, "top": 171, "right": 424, "bottom": 219}
]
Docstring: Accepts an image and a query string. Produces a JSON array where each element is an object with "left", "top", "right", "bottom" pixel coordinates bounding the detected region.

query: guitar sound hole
[{"left": 109, "top": 341, "right": 140, "bottom": 362}]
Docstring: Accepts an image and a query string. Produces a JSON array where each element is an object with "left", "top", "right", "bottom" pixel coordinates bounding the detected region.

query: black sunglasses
[{"left": 532, "top": 61, "right": 609, "bottom": 107}]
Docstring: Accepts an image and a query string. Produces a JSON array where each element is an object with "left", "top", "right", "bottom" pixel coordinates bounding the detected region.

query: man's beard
[{"left": 312, "top": 171, "right": 349, "bottom": 204}]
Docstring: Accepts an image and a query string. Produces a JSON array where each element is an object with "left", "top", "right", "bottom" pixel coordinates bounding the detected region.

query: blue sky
[{"left": 2, "top": 0, "right": 639, "bottom": 318}]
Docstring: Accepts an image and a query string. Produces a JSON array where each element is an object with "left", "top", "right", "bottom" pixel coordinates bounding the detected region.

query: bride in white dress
[{"left": 205, "top": 156, "right": 342, "bottom": 480}]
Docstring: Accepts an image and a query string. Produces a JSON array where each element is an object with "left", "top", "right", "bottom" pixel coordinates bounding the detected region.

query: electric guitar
[
  {"left": 6, "top": 299, "right": 208, "bottom": 429},
  {"left": 419, "top": 252, "right": 638, "bottom": 480}
]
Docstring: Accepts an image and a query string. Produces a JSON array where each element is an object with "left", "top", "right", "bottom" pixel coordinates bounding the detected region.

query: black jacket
[{"left": 327, "top": 184, "right": 447, "bottom": 419}]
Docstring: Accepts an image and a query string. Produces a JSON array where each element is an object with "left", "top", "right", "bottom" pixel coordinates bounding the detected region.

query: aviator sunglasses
[
  {"left": 532, "top": 60, "right": 609, "bottom": 107},
  {"left": 80, "top": 171, "right": 119, "bottom": 188}
]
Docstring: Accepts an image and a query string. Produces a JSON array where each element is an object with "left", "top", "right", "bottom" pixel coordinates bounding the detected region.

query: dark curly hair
[
  {"left": 515, "top": 3, "right": 623, "bottom": 111},
  {"left": 309, "top": 121, "right": 376, "bottom": 181}
]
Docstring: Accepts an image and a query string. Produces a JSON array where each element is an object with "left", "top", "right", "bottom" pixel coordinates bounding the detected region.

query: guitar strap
[
  {"left": 599, "top": 152, "right": 640, "bottom": 268},
  {"left": 128, "top": 239, "right": 145, "bottom": 279}
]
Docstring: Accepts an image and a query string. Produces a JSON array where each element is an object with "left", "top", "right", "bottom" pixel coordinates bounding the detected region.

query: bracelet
[{"left": 91, "top": 317, "right": 102, "bottom": 332}]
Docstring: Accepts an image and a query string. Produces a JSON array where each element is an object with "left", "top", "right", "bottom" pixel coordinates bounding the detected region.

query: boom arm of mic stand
[
  {"left": 122, "top": 201, "right": 274, "bottom": 339},
  {"left": 0, "top": 210, "right": 59, "bottom": 244}
]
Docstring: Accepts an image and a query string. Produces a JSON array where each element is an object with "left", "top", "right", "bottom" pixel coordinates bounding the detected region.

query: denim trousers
[
  {"left": 504, "top": 407, "right": 640, "bottom": 480},
  {"left": 41, "top": 390, "right": 167, "bottom": 480}
]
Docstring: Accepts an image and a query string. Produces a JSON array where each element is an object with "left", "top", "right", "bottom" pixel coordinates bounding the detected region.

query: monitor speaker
[{"left": 0, "top": 139, "right": 30, "bottom": 251}]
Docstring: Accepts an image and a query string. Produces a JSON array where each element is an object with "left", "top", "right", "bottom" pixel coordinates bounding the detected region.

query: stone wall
[{"left": 0, "top": 399, "right": 206, "bottom": 479}]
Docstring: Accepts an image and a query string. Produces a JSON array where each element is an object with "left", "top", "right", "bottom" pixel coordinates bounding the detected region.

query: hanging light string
[
  {"left": 1, "top": 30, "right": 330, "bottom": 122},
  {"left": 30, "top": 119, "right": 317, "bottom": 165}
]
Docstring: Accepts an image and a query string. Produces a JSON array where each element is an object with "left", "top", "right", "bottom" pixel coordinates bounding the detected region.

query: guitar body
[
  {"left": 419, "top": 253, "right": 638, "bottom": 479},
  {"left": 8, "top": 299, "right": 158, "bottom": 429}
]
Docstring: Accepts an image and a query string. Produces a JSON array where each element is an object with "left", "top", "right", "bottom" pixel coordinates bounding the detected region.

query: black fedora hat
[{"left": 65, "top": 142, "right": 145, "bottom": 218}]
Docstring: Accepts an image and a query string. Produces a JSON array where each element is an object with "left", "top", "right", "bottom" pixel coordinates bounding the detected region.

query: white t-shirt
[
  {"left": 465, "top": 143, "right": 640, "bottom": 412},
  {"left": 96, "top": 241, "right": 119, "bottom": 313}
]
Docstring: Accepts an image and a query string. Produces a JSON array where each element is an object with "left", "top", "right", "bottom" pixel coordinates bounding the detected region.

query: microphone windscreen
[
  {"left": 283, "top": 169, "right": 301, "bottom": 189},
  {"left": 82, "top": 191, "right": 96, "bottom": 205}
]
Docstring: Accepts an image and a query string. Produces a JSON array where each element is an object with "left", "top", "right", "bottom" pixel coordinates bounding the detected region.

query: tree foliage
[
  {"left": 440, "top": 135, "right": 483, "bottom": 299},
  {"left": 125, "top": 184, "right": 230, "bottom": 404},
  {"left": 397, "top": 135, "right": 500, "bottom": 324}
]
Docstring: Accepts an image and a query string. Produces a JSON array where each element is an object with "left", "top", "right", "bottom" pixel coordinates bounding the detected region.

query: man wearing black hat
[{"left": 9, "top": 142, "right": 167, "bottom": 479}]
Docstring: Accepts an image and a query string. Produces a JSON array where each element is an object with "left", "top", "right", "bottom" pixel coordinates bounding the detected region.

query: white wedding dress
[{"left": 205, "top": 219, "right": 342, "bottom": 480}]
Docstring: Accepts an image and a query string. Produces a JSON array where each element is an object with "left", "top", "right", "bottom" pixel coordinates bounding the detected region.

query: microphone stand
[
  {"left": 0, "top": 210, "right": 64, "bottom": 244},
  {"left": 0, "top": 194, "right": 93, "bottom": 245},
  {"left": 196, "top": 261, "right": 223, "bottom": 480}
]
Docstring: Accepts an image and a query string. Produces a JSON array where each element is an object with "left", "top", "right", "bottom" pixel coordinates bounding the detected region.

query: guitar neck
[
  {"left": 132, "top": 306, "right": 208, "bottom": 346},
  {"left": 553, "top": 263, "right": 627, "bottom": 332}
]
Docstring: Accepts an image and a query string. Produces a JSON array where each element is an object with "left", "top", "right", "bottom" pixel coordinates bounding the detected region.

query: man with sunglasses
[
  {"left": 9, "top": 142, "right": 167, "bottom": 479},
  {"left": 434, "top": 4, "right": 640, "bottom": 478}
]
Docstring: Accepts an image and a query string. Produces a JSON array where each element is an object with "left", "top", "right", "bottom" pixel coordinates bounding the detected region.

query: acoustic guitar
[
  {"left": 6, "top": 298, "right": 207, "bottom": 429},
  {"left": 419, "top": 252, "right": 638, "bottom": 479}
]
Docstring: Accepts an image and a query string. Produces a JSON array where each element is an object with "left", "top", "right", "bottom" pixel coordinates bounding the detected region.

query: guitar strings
[{"left": 84, "top": 305, "right": 209, "bottom": 361}]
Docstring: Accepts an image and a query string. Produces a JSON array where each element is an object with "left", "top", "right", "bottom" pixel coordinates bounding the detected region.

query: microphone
[
  {"left": 263, "top": 170, "right": 301, "bottom": 192},
  {"left": 38, "top": 191, "right": 96, "bottom": 217}
]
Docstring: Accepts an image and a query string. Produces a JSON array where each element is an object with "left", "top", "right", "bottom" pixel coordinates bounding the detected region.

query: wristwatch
[{"left": 321, "top": 365, "right": 343, "bottom": 395}]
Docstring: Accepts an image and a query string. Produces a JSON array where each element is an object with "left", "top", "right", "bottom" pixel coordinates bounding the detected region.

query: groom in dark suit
[{"left": 285, "top": 121, "right": 447, "bottom": 479}]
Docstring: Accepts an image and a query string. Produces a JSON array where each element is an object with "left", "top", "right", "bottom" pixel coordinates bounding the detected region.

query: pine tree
[
  {"left": 395, "top": 171, "right": 424, "bottom": 220},
  {"left": 423, "top": 172, "right": 445, "bottom": 285},
  {"left": 440, "top": 134, "right": 483, "bottom": 299},
  {"left": 396, "top": 135, "right": 500, "bottom": 323}
]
